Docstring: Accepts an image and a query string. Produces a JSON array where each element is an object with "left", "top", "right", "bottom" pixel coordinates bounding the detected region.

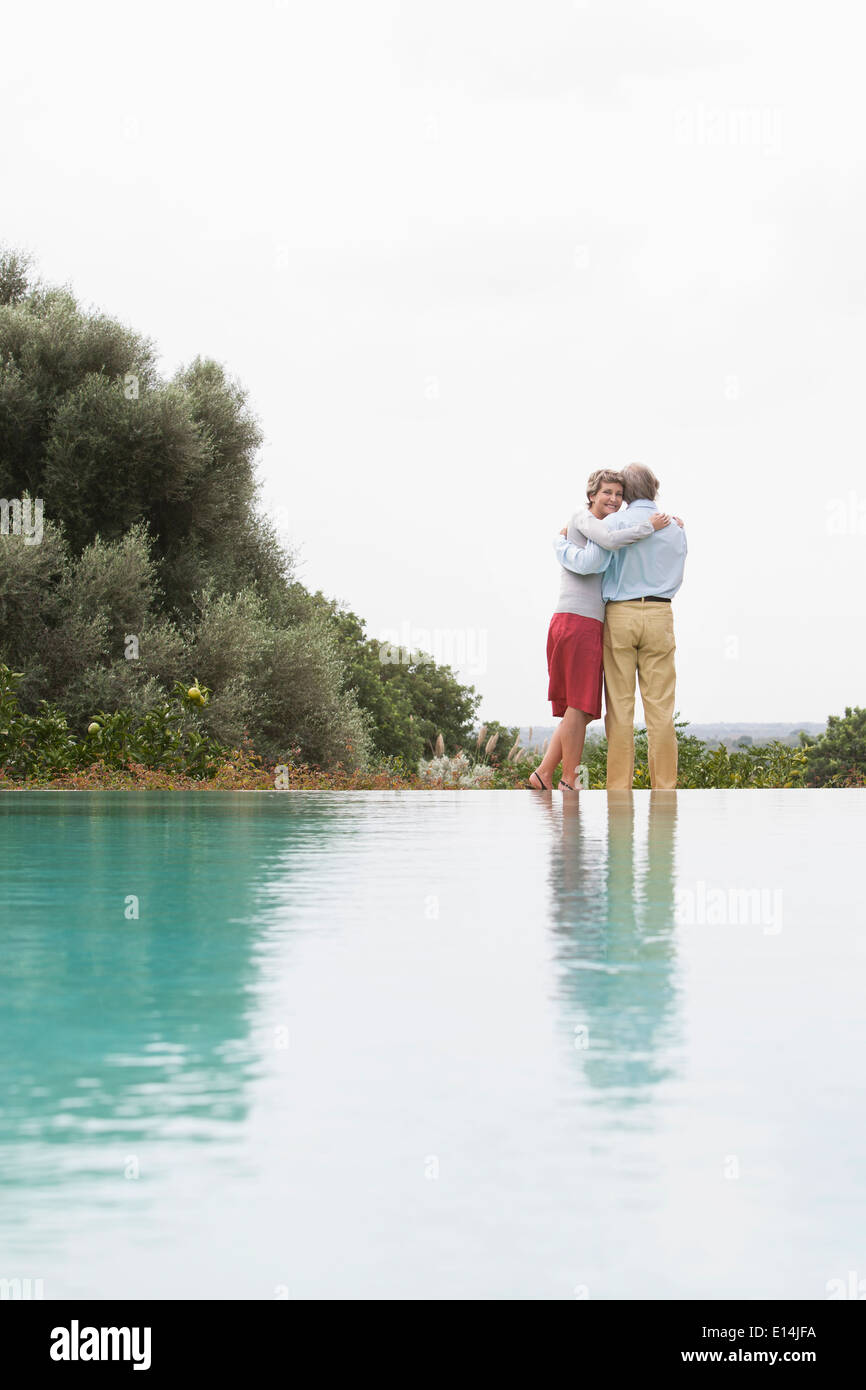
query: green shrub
[
  {"left": 326, "top": 602, "right": 486, "bottom": 763},
  {"left": 0, "top": 249, "right": 482, "bottom": 771},
  {"left": 489, "top": 720, "right": 810, "bottom": 789},
  {"left": 0, "top": 663, "right": 226, "bottom": 782},
  {"left": 802, "top": 706, "right": 866, "bottom": 787}
]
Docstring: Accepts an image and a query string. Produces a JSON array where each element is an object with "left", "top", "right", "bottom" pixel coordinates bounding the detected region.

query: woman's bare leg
[
  {"left": 530, "top": 726, "right": 562, "bottom": 788},
  {"left": 560, "top": 707, "right": 590, "bottom": 789},
  {"left": 531, "top": 709, "right": 591, "bottom": 789}
]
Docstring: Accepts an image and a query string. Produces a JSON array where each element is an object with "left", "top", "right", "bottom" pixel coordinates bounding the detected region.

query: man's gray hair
[{"left": 621, "top": 463, "right": 659, "bottom": 503}]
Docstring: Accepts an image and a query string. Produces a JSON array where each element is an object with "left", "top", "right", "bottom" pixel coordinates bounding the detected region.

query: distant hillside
[
  {"left": 676, "top": 722, "right": 825, "bottom": 748},
  {"left": 518, "top": 721, "right": 827, "bottom": 751}
]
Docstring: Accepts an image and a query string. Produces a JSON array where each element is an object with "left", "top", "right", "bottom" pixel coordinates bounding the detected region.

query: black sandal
[
  {"left": 527, "top": 770, "right": 549, "bottom": 790},
  {"left": 559, "top": 780, "right": 576, "bottom": 791}
]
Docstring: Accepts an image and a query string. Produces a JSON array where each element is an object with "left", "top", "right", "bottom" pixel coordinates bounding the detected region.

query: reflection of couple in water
[
  {"left": 529, "top": 464, "right": 687, "bottom": 792},
  {"left": 539, "top": 789, "right": 681, "bottom": 1097}
]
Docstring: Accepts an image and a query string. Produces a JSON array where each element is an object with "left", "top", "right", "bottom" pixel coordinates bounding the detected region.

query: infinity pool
[{"left": 0, "top": 790, "right": 863, "bottom": 1300}]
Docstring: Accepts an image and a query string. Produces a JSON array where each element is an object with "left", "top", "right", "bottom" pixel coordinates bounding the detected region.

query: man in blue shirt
[{"left": 555, "top": 464, "right": 687, "bottom": 788}]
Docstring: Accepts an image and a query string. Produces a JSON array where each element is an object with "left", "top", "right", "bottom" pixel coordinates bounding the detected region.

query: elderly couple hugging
[{"left": 528, "top": 463, "right": 687, "bottom": 793}]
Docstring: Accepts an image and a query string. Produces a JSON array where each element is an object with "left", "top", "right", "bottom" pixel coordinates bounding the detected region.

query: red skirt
[{"left": 546, "top": 612, "right": 604, "bottom": 719}]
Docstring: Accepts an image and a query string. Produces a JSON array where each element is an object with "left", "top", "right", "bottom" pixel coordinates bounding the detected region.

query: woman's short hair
[
  {"left": 585, "top": 469, "right": 624, "bottom": 506},
  {"left": 621, "top": 463, "right": 659, "bottom": 503}
]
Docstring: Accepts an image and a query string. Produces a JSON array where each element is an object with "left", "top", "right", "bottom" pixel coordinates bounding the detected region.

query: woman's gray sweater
[{"left": 554, "top": 507, "right": 654, "bottom": 623}]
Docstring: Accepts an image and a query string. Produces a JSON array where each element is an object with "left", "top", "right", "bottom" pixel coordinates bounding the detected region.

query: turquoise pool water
[{"left": 0, "top": 789, "right": 864, "bottom": 1300}]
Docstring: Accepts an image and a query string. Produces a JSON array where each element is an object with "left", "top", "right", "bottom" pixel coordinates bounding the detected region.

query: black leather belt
[{"left": 610, "top": 595, "right": 671, "bottom": 603}]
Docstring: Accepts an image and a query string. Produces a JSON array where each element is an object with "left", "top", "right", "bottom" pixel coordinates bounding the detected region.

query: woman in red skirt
[{"left": 528, "top": 469, "right": 668, "bottom": 791}]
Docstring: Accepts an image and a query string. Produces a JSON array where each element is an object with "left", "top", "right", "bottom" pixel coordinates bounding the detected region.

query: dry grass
[{"left": 0, "top": 750, "right": 426, "bottom": 791}]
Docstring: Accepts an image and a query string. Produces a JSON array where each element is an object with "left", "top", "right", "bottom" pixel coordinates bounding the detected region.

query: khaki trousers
[{"left": 603, "top": 599, "right": 678, "bottom": 789}]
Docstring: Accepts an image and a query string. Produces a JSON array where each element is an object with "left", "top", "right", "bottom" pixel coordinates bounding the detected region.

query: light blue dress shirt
[{"left": 555, "top": 499, "right": 687, "bottom": 601}]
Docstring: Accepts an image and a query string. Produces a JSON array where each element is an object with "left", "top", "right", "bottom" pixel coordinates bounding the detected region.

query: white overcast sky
[{"left": 4, "top": 0, "right": 865, "bottom": 726}]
